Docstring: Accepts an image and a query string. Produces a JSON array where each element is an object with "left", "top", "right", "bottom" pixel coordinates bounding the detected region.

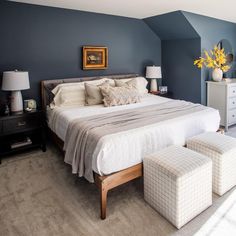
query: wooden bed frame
[
  {"left": 41, "top": 74, "right": 142, "bottom": 219},
  {"left": 41, "top": 74, "right": 223, "bottom": 220},
  {"left": 47, "top": 128, "right": 142, "bottom": 220}
]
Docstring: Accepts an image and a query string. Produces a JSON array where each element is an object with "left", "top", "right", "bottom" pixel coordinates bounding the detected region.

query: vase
[{"left": 212, "top": 68, "right": 223, "bottom": 82}]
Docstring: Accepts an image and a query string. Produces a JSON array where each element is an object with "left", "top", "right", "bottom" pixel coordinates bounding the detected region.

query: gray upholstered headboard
[{"left": 40, "top": 73, "right": 139, "bottom": 111}]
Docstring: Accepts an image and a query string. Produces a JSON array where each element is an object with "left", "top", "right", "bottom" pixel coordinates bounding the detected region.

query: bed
[{"left": 41, "top": 74, "right": 220, "bottom": 219}]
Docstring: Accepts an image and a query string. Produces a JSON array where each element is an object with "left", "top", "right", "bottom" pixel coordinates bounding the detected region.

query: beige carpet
[{"left": 1, "top": 144, "right": 236, "bottom": 236}]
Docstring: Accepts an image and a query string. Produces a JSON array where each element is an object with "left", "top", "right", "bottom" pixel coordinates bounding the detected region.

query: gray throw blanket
[{"left": 64, "top": 100, "right": 205, "bottom": 182}]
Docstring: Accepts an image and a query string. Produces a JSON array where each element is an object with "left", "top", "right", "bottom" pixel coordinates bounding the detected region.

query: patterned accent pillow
[
  {"left": 99, "top": 84, "right": 141, "bottom": 107},
  {"left": 115, "top": 77, "right": 148, "bottom": 95}
]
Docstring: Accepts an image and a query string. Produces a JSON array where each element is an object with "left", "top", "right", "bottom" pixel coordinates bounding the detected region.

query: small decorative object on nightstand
[
  {"left": 150, "top": 91, "right": 173, "bottom": 99},
  {"left": 24, "top": 99, "right": 37, "bottom": 111},
  {"left": 159, "top": 86, "right": 168, "bottom": 93},
  {"left": 0, "top": 110, "right": 46, "bottom": 164},
  {"left": 1, "top": 70, "right": 30, "bottom": 113},
  {"left": 146, "top": 66, "right": 162, "bottom": 92}
]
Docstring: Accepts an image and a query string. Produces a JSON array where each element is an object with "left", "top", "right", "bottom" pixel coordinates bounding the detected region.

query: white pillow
[
  {"left": 102, "top": 78, "right": 116, "bottom": 87},
  {"left": 50, "top": 84, "right": 85, "bottom": 108},
  {"left": 50, "top": 79, "right": 111, "bottom": 108}
]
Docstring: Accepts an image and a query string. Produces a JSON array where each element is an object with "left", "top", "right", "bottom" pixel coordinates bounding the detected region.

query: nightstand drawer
[
  {"left": 2, "top": 114, "right": 40, "bottom": 134},
  {"left": 0, "top": 110, "right": 46, "bottom": 163}
]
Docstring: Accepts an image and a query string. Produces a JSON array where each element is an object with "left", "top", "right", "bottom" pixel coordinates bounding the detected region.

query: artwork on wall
[{"left": 83, "top": 46, "right": 108, "bottom": 70}]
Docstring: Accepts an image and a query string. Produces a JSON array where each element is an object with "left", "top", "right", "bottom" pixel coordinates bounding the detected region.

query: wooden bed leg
[
  {"left": 100, "top": 186, "right": 108, "bottom": 220},
  {"left": 95, "top": 174, "right": 108, "bottom": 220},
  {"left": 94, "top": 164, "right": 142, "bottom": 220}
]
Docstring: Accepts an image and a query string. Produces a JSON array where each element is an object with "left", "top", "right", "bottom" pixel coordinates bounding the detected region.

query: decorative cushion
[
  {"left": 144, "top": 146, "right": 212, "bottom": 229},
  {"left": 99, "top": 84, "right": 141, "bottom": 107},
  {"left": 101, "top": 78, "right": 116, "bottom": 87},
  {"left": 84, "top": 81, "right": 110, "bottom": 105},
  {"left": 115, "top": 77, "right": 148, "bottom": 95},
  {"left": 187, "top": 132, "right": 236, "bottom": 196}
]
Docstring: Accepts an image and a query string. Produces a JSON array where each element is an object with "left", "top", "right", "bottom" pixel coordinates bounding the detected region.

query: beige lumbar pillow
[
  {"left": 85, "top": 80, "right": 110, "bottom": 105},
  {"left": 115, "top": 77, "right": 148, "bottom": 95},
  {"left": 99, "top": 83, "right": 141, "bottom": 107}
]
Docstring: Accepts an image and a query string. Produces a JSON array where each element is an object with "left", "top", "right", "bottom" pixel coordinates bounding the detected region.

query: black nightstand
[
  {"left": 150, "top": 91, "right": 173, "bottom": 99},
  {"left": 0, "top": 110, "right": 46, "bottom": 163}
]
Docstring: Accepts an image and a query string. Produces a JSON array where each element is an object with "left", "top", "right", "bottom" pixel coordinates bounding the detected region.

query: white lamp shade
[
  {"left": 146, "top": 66, "right": 162, "bottom": 79},
  {"left": 2, "top": 71, "right": 30, "bottom": 91}
]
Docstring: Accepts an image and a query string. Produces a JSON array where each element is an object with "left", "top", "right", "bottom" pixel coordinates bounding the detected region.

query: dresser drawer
[
  {"left": 229, "top": 86, "right": 236, "bottom": 97},
  {"left": 229, "top": 97, "right": 236, "bottom": 109},
  {"left": 228, "top": 110, "right": 236, "bottom": 124},
  {"left": 2, "top": 114, "right": 40, "bottom": 134}
]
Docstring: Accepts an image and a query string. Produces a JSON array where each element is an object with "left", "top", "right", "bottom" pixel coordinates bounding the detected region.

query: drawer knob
[
  {"left": 233, "top": 102, "right": 235, "bottom": 104},
  {"left": 233, "top": 90, "right": 235, "bottom": 93},
  {"left": 17, "top": 121, "right": 26, "bottom": 127},
  {"left": 233, "top": 115, "right": 235, "bottom": 118}
]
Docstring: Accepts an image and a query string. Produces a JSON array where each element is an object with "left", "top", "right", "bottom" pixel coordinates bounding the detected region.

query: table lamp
[
  {"left": 146, "top": 66, "right": 162, "bottom": 92},
  {"left": 2, "top": 71, "right": 30, "bottom": 113}
]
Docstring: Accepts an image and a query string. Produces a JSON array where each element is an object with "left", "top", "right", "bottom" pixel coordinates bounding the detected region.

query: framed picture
[
  {"left": 24, "top": 99, "right": 37, "bottom": 111},
  {"left": 159, "top": 86, "right": 168, "bottom": 93},
  {"left": 83, "top": 46, "right": 108, "bottom": 70}
]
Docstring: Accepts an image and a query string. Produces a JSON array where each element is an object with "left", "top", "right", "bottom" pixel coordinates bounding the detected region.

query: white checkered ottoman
[
  {"left": 143, "top": 146, "right": 212, "bottom": 229},
  {"left": 187, "top": 132, "right": 236, "bottom": 196}
]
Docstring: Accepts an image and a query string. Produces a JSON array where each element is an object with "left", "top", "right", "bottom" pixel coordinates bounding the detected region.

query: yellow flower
[
  {"left": 222, "top": 65, "right": 230, "bottom": 72},
  {"left": 207, "top": 62, "right": 214, "bottom": 68},
  {"left": 194, "top": 45, "right": 231, "bottom": 72}
]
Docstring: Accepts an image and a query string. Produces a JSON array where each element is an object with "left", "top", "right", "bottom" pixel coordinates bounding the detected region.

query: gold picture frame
[{"left": 83, "top": 46, "right": 108, "bottom": 70}]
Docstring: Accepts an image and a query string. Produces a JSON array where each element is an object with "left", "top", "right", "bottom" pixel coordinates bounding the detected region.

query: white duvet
[{"left": 47, "top": 94, "right": 220, "bottom": 176}]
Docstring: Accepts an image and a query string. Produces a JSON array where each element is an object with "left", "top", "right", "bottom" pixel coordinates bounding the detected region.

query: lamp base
[
  {"left": 11, "top": 91, "right": 23, "bottom": 113},
  {"left": 150, "top": 79, "right": 158, "bottom": 92}
]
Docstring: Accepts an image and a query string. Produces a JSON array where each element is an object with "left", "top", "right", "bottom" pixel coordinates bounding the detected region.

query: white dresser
[{"left": 207, "top": 79, "right": 236, "bottom": 131}]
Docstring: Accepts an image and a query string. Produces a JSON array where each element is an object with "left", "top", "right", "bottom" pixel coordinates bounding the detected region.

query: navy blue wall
[
  {"left": 162, "top": 38, "right": 201, "bottom": 103},
  {"left": 145, "top": 10, "right": 236, "bottom": 104},
  {"left": 183, "top": 11, "right": 236, "bottom": 104},
  {"left": 2, "top": 1, "right": 236, "bottom": 106},
  {"left": 144, "top": 11, "right": 201, "bottom": 103},
  {"left": 0, "top": 1, "right": 161, "bottom": 105},
  {"left": 144, "top": 11, "right": 199, "bottom": 40}
]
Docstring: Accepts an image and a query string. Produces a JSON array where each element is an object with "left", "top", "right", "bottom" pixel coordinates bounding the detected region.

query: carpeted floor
[{"left": 1, "top": 131, "right": 236, "bottom": 236}]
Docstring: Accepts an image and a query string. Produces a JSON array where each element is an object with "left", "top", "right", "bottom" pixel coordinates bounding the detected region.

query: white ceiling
[{"left": 9, "top": 0, "right": 236, "bottom": 23}]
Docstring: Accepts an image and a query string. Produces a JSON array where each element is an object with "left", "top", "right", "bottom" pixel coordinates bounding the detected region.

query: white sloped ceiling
[{"left": 9, "top": 0, "right": 236, "bottom": 23}]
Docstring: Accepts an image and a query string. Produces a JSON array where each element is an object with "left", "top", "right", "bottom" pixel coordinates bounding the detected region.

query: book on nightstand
[{"left": 11, "top": 137, "right": 32, "bottom": 149}]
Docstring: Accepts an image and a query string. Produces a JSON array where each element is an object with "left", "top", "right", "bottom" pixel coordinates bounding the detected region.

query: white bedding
[{"left": 47, "top": 94, "right": 220, "bottom": 176}]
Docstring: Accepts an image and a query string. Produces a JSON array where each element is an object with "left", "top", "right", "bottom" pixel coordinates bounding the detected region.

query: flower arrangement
[{"left": 194, "top": 46, "right": 230, "bottom": 72}]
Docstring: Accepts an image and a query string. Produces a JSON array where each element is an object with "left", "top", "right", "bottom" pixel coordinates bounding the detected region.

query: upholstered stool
[
  {"left": 143, "top": 146, "right": 212, "bottom": 229},
  {"left": 187, "top": 132, "right": 236, "bottom": 196}
]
